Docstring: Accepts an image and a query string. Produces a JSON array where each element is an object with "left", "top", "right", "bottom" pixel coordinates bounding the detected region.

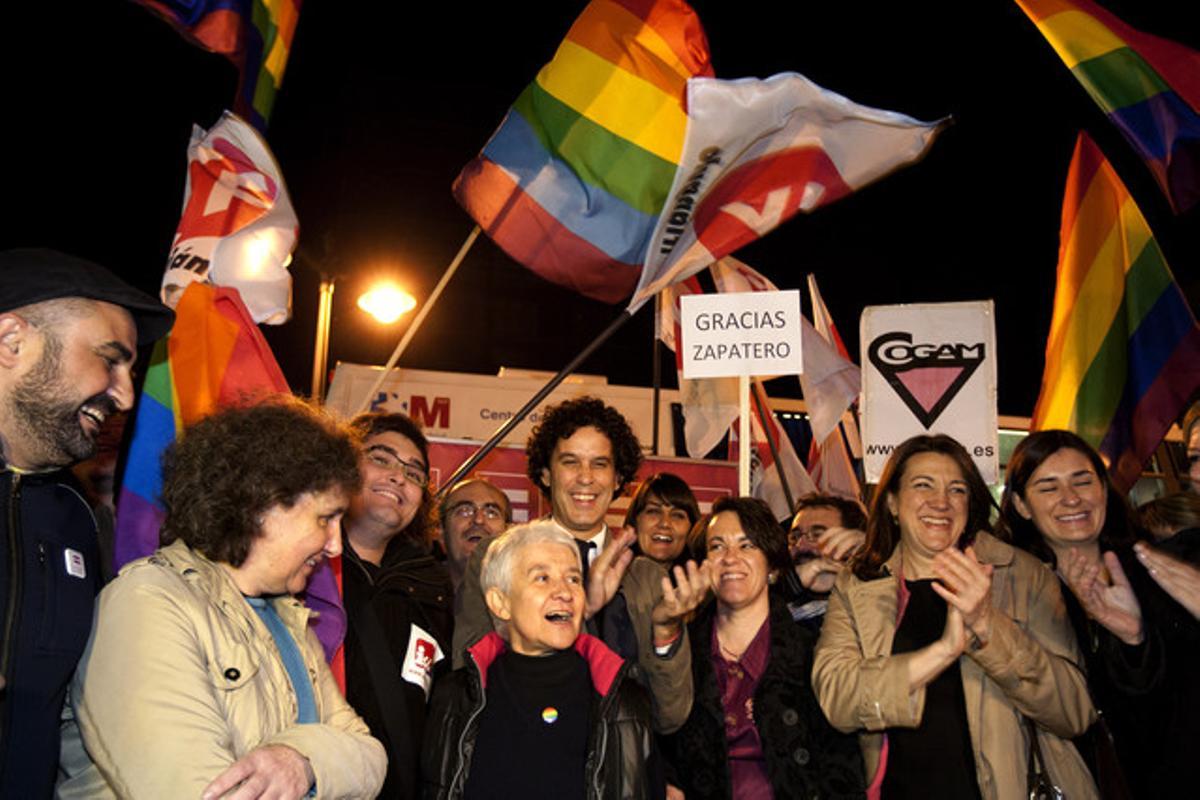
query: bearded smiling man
[{"left": 0, "top": 248, "right": 173, "bottom": 797}]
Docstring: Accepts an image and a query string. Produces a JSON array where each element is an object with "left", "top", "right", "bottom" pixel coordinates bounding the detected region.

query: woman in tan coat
[
  {"left": 812, "top": 434, "right": 1096, "bottom": 800},
  {"left": 58, "top": 400, "right": 386, "bottom": 799}
]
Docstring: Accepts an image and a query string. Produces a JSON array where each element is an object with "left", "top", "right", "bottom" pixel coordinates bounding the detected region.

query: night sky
[{"left": 3, "top": 0, "right": 1197, "bottom": 419}]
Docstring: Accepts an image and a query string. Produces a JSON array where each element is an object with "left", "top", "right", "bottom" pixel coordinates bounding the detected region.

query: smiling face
[
  {"left": 887, "top": 451, "right": 969, "bottom": 561},
  {"left": 707, "top": 510, "right": 772, "bottom": 613},
  {"left": 1013, "top": 447, "right": 1107, "bottom": 553},
  {"left": 635, "top": 493, "right": 691, "bottom": 564},
  {"left": 442, "top": 480, "right": 509, "bottom": 567},
  {"left": 236, "top": 487, "right": 348, "bottom": 596},
  {"left": 788, "top": 505, "right": 844, "bottom": 563},
  {"left": 486, "top": 540, "right": 585, "bottom": 656},
  {"left": 540, "top": 425, "right": 615, "bottom": 539},
  {"left": 2, "top": 301, "right": 137, "bottom": 470},
  {"left": 351, "top": 430, "right": 427, "bottom": 537}
]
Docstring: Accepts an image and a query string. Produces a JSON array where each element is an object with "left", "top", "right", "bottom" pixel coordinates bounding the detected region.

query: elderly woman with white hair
[{"left": 421, "top": 521, "right": 663, "bottom": 799}]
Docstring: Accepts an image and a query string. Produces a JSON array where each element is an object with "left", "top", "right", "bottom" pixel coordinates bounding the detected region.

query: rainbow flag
[
  {"left": 1031, "top": 133, "right": 1200, "bottom": 491},
  {"left": 1015, "top": 0, "right": 1200, "bottom": 213},
  {"left": 136, "top": 0, "right": 301, "bottom": 130},
  {"left": 454, "top": 0, "right": 712, "bottom": 303}
]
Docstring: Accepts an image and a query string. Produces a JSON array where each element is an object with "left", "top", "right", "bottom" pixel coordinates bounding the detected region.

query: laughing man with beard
[
  {"left": 0, "top": 249, "right": 172, "bottom": 797},
  {"left": 340, "top": 411, "right": 453, "bottom": 800}
]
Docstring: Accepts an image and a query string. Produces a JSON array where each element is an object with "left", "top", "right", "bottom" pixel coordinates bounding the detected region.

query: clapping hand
[
  {"left": 931, "top": 546, "right": 995, "bottom": 645},
  {"left": 585, "top": 526, "right": 636, "bottom": 619},
  {"left": 1059, "top": 548, "right": 1143, "bottom": 646},
  {"left": 1136, "top": 542, "right": 1200, "bottom": 621}
]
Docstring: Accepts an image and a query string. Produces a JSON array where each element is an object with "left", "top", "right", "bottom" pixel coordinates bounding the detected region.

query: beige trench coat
[
  {"left": 57, "top": 540, "right": 386, "bottom": 799},
  {"left": 812, "top": 531, "right": 1098, "bottom": 800}
]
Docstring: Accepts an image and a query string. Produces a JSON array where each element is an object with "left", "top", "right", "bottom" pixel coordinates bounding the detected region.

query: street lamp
[
  {"left": 311, "top": 277, "right": 417, "bottom": 400},
  {"left": 357, "top": 282, "right": 416, "bottom": 324}
]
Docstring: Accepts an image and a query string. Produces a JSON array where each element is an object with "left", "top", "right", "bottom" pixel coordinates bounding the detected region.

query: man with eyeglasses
[
  {"left": 437, "top": 478, "right": 511, "bottom": 595},
  {"left": 783, "top": 493, "right": 867, "bottom": 633},
  {"left": 340, "top": 412, "right": 452, "bottom": 800}
]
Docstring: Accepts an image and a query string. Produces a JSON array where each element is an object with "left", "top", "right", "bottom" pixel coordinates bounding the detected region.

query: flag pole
[
  {"left": 738, "top": 375, "right": 751, "bottom": 495},
  {"left": 751, "top": 381, "right": 795, "bottom": 513},
  {"left": 651, "top": 298, "right": 662, "bottom": 455},
  {"left": 435, "top": 305, "right": 641, "bottom": 497},
  {"left": 351, "top": 225, "right": 482, "bottom": 415}
]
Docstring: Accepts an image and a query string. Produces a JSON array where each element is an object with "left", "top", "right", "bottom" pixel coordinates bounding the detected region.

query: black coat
[
  {"left": 0, "top": 467, "right": 101, "bottom": 797},
  {"left": 422, "top": 632, "right": 663, "bottom": 800},
  {"left": 1063, "top": 544, "right": 1200, "bottom": 799},
  {"left": 342, "top": 534, "right": 453, "bottom": 800},
  {"left": 664, "top": 592, "right": 864, "bottom": 800}
]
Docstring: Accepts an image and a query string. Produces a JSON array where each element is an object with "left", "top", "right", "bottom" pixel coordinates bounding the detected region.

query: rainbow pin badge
[{"left": 541, "top": 707, "right": 559, "bottom": 724}]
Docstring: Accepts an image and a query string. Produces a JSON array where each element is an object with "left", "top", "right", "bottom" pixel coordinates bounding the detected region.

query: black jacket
[
  {"left": 342, "top": 534, "right": 453, "bottom": 800},
  {"left": 0, "top": 467, "right": 101, "bottom": 797},
  {"left": 664, "top": 592, "right": 865, "bottom": 800},
  {"left": 422, "top": 632, "right": 662, "bottom": 800},
  {"left": 1062, "top": 544, "right": 1200, "bottom": 799}
]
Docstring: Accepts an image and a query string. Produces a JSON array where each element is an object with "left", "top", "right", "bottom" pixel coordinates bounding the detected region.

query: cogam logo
[{"left": 868, "top": 331, "right": 985, "bottom": 429}]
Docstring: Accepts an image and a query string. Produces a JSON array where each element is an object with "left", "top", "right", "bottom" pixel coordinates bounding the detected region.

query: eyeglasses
[
  {"left": 788, "top": 524, "right": 828, "bottom": 545},
  {"left": 448, "top": 501, "right": 505, "bottom": 522},
  {"left": 365, "top": 446, "right": 429, "bottom": 488}
]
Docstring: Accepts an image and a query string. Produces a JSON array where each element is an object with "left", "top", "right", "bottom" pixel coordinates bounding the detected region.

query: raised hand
[
  {"left": 1136, "top": 542, "right": 1200, "bottom": 621},
  {"left": 797, "top": 527, "right": 865, "bottom": 593},
  {"left": 202, "top": 744, "right": 314, "bottom": 800},
  {"left": 931, "top": 546, "right": 995, "bottom": 644},
  {"left": 1059, "top": 548, "right": 1143, "bottom": 646},
  {"left": 651, "top": 559, "right": 713, "bottom": 645},
  {"left": 585, "top": 526, "right": 636, "bottom": 618}
]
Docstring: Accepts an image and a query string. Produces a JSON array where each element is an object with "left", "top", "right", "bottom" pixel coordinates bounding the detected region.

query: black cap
[{"left": 0, "top": 248, "right": 175, "bottom": 345}]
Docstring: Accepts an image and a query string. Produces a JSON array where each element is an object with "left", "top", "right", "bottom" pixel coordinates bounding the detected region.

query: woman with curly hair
[{"left": 58, "top": 398, "right": 385, "bottom": 799}]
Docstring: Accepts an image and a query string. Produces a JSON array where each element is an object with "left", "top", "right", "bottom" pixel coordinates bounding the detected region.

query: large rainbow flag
[
  {"left": 136, "top": 0, "right": 301, "bottom": 130},
  {"left": 1015, "top": 0, "right": 1200, "bottom": 214},
  {"left": 453, "top": 0, "right": 713, "bottom": 303},
  {"left": 114, "top": 283, "right": 289, "bottom": 565},
  {"left": 1031, "top": 132, "right": 1200, "bottom": 491}
]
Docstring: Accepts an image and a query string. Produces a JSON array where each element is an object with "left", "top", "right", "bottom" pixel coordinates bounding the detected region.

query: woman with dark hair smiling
[
  {"left": 665, "top": 496, "right": 865, "bottom": 799},
  {"left": 1000, "top": 429, "right": 1200, "bottom": 798},
  {"left": 624, "top": 473, "right": 701, "bottom": 569},
  {"left": 814, "top": 434, "right": 1096, "bottom": 800}
]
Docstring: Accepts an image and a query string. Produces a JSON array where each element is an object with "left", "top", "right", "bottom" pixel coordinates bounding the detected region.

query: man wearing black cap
[{"left": 0, "top": 248, "right": 173, "bottom": 797}]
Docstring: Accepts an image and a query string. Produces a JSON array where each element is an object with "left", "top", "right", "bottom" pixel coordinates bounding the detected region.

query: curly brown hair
[
  {"left": 159, "top": 397, "right": 361, "bottom": 567},
  {"left": 525, "top": 396, "right": 643, "bottom": 498}
]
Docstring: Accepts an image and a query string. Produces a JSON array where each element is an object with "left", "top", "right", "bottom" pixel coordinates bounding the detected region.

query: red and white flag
[
  {"left": 631, "top": 72, "right": 946, "bottom": 308},
  {"left": 802, "top": 274, "right": 862, "bottom": 500},
  {"left": 161, "top": 111, "right": 298, "bottom": 325},
  {"left": 740, "top": 379, "right": 816, "bottom": 521}
]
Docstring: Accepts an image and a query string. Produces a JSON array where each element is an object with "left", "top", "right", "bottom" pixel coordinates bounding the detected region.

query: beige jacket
[
  {"left": 57, "top": 540, "right": 386, "bottom": 799},
  {"left": 812, "top": 531, "right": 1097, "bottom": 800}
]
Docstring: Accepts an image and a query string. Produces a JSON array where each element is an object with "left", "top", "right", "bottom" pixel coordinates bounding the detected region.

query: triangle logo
[{"left": 868, "top": 332, "right": 985, "bottom": 428}]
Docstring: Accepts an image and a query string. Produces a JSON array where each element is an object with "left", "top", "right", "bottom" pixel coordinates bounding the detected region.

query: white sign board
[
  {"left": 680, "top": 290, "right": 803, "bottom": 379},
  {"left": 861, "top": 301, "right": 998, "bottom": 484}
]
